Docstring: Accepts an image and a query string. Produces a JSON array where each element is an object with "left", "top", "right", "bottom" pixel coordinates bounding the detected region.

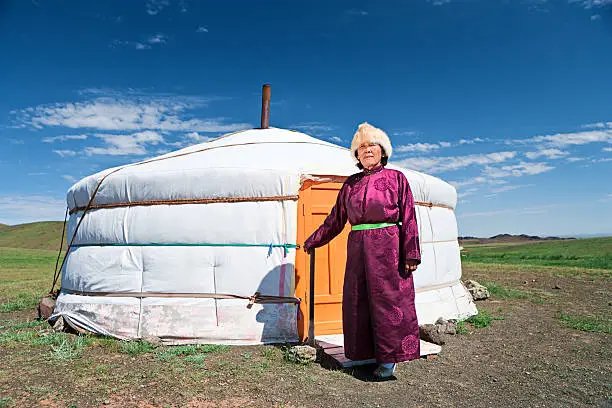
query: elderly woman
[{"left": 303, "top": 122, "right": 421, "bottom": 379}]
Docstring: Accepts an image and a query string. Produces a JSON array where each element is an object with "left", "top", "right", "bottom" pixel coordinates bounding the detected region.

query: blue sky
[{"left": 1, "top": 0, "right": 611, "bottom": 237}]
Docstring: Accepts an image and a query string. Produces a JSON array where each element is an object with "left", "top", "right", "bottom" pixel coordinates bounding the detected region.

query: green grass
[
  {"left": 461, "top": 237, "right": 612, "bottom": 270},
  {"left": 0, "top": 292, "right": 41, "bottom": 313},
  {"left": 120, "top": 340, "right": 157, "bottom": 356},
  {"left": 0, "top": 247, "right": 58, "bottom": 272},
  {"left": 0, "top": 397, "right": 13, "bottom": 408},
  {"left": 157, "top": 344, "right": 229, "bottom": 361},
  {"left": 0, "top": 320, "right": 45, "bottom": 330},
  {"left": 51, "top": 336, "right": 91, "bottom": 360},
  {"left": 465, "top": 309, "right": 504, "bottom": 329},
  {"left": 456, "top": 321, "right": 469, "bottom": 335},
  {"left": 0, "top": 221, "right": 65, "bottom": 251},
  {"left": 0, "top": 247, "right": 57, "bottom": 313},
  {"left": 481, "top": 281, "right": 529, "bottom": 299},
  {"left": 559, "top": 313, "right": 611, "bottom": 334}
]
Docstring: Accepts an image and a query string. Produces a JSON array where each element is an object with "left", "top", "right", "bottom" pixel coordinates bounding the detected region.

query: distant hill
[
  {"left": 459, "top": 234, "right": 575, "bottom": 245},
  {"left": 0, "top": 221, "right": 65, "bottom": 250}
]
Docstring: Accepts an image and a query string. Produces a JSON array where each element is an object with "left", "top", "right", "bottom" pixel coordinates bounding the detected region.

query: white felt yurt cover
[{"left": 52, "top": 128, "right": 477, "bottom": 344}]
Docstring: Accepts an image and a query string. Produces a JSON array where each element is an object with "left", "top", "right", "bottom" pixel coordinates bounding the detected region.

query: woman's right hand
[{"left": 303, "top": 246, "right": 312, "bottom": 255}]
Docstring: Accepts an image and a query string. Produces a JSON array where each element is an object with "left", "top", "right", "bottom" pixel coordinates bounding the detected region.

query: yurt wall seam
[
  {"left": 426, "top": 207, "right": 439, "bottom": 277},
  {"left": 279, "top": 175, "right": 288, "bottom": 297},
  {"left": 415, "top": 279, "right": 461, "bottom": 293},
  {"left": 137, "top": 244, "right": 144, "bottom": 339},
  {"left": 422, "top": 239, "right": 459, "bottom": 244},
  {"left": 213, "top": 263, "right": 219, "bottom": 326}
]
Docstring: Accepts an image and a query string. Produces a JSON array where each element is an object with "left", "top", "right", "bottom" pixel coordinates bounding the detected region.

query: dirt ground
[{"left": 1, "top": 263, "right": 610, "bottom": 408}]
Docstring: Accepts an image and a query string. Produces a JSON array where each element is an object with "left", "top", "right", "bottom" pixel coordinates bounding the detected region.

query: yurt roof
[{"left": 67, "top": 128, "right": 457, "bottom": 211}]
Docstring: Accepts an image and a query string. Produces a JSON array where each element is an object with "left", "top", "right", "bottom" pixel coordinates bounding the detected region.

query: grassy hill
[
  {"left": 0, "top": 221, "right": 65, "bottom": 251},
  {"left": 461, "top": 236, "right": 612, "bottom": 270}
]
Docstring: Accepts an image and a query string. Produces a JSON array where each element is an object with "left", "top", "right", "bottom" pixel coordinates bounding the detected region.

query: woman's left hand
[{"left": 405, "top": 260, "right": 418, "bottom": 272}]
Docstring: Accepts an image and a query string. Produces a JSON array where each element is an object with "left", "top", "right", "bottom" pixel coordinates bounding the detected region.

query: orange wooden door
[{"left": 295, "top": 178, "right": 349, "bottom": 340}]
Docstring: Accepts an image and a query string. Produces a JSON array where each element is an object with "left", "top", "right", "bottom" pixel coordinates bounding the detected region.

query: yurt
[{"left": 50, "top": 88, "right": 477, "bottom": 345}]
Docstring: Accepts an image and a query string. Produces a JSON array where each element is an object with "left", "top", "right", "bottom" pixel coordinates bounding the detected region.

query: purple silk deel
[{"left": 304, "top": 165, "right": 422, "bottom": 363}]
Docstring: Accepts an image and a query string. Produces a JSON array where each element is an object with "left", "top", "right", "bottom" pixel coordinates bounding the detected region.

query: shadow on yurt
[{"left": 47, "top": 85, "right": 477, "bottom": 347}]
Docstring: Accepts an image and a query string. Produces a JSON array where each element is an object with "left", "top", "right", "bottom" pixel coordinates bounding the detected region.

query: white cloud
[
  {"left": 522, "top": 129, "right": 612, "bottom": 148},
  {"left": 53, "top": 150, "right": 77, "bottom": 157},
  {"left": 146, "top": 0, "right": 170, "bottom": 15},
  {"left": 449, "top": 177, "right": 509, "bottom": 189},
  {"left": 9, "top": 139, "right": 25, "bottom": 145},
  {"left": 393, "top": 151, "right": 517, "bottom": 174},
  {"left": 603, "top": 147, "right": 612, "bottom": 152},
  {"left": 449, "top": 177, "right": 487, "bottom": 188},
  {"left": 147, "top": 33, "right": 168, "bottom": 44},
  {"left": 457, "top": 188, "right": 479, "bottom": 198},
  {"left": 566, "top": 157, "right": 585, "bottom": 162},
  {"left": 292, "top": 122, "right": 334, "bottom": 134},
  {"left": 184, "top": 131, "right": 211, "bottom": 143},
  {"left": 42, "top": 134, "right": 89, "bottom": 143},
  {"left": 571, "top": 0, "right": 612, "bottom": 9},
  {"left": 428, "top": 0, "right": 451, "bottom": 5},
  {"left": 395, "top": 138, "right": 481, "bottom": 153},
  {"left": 15, "top": 97, "right": 251, "bottom": 133},
  {"left": 196, "top": 26, "right": 209, "bottom": 33},
  {"left": 328, "top": 136, "right": 343, "bottom": 143},
  {"left": 27, "top": 172, "right": 48, "bottom": 176},
  {"left": 392, "top": 130, "right": 418, "bottom": 137},
  {"left": 85, "top": 131, "right": 165, "bottom": 156},
  {"left": 346, "top": 9, "right": 368, "bottom": 15},
  {"left": 110, "top": 34, "right": 168, "bottom": 50},
  {"left": 458, "top": 138, "right": 485, "bottom": 145},
  {"left": 491, "top": 184, "right": 534, "bottom": 194},
  {"left": 0, "top": 195, "right": 67, "bottom": 225},
  {"left": 62, "top": 175, "right": 77, "bottom": 183},
  {"left": 110, "top": 40, "right": 152, "bottom": 50},
  {"left": 525, "top": 148, "right": 569, "bottom": 159},
  {"left": 483, "top": 162, "right": 554, "bottom": 178},
  {"left": 395, "top": 143, "right": 446, "bottom": 153},
  {"left": 581, "top": 122, "right": 607, "bottom": 129},
  {"left": 460, "top": 209, "right": 515, "bottom": 218},
  {"left": 393, "top": 142, "right": 451, "bottom": 153}
]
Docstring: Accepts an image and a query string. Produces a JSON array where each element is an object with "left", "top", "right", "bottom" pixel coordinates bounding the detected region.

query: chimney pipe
[{"left": 260, "top": 84, "right": 271, "bottom": 129}]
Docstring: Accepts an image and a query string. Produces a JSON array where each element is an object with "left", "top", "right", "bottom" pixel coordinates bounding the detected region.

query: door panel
[{"left": 296, "top": 179, "right": 349, "bottom": 339}]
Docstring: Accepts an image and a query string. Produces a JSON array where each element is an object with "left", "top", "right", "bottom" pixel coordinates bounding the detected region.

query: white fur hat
[{"left": 350, "top": 122, "right": 393, "bottom": 162}]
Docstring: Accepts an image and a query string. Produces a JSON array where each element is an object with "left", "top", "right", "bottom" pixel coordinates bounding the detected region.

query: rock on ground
[
  {"left": 420, "top": 318, "right": 459, "bottom": 345},
  {"left": 37, "top": 296, "right": 56, "bottom": 320},
  {"left": 285, "top": 345, "right": 317, "bottom": 364},
  {"left": 420, "top": 324, "right": 445, "bottom": 345},
  {"left": 464, "top": 279, "right": 490, "bottom": 300}
]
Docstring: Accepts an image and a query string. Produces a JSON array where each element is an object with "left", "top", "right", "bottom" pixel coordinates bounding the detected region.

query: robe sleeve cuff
[{"left": 406, "top": 250, "right": 421, "bottom": 264}]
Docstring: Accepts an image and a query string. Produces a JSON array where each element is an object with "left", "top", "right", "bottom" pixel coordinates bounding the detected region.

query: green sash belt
[{"left": 351, "top": 222, "right": 397, "bottom": 231}]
